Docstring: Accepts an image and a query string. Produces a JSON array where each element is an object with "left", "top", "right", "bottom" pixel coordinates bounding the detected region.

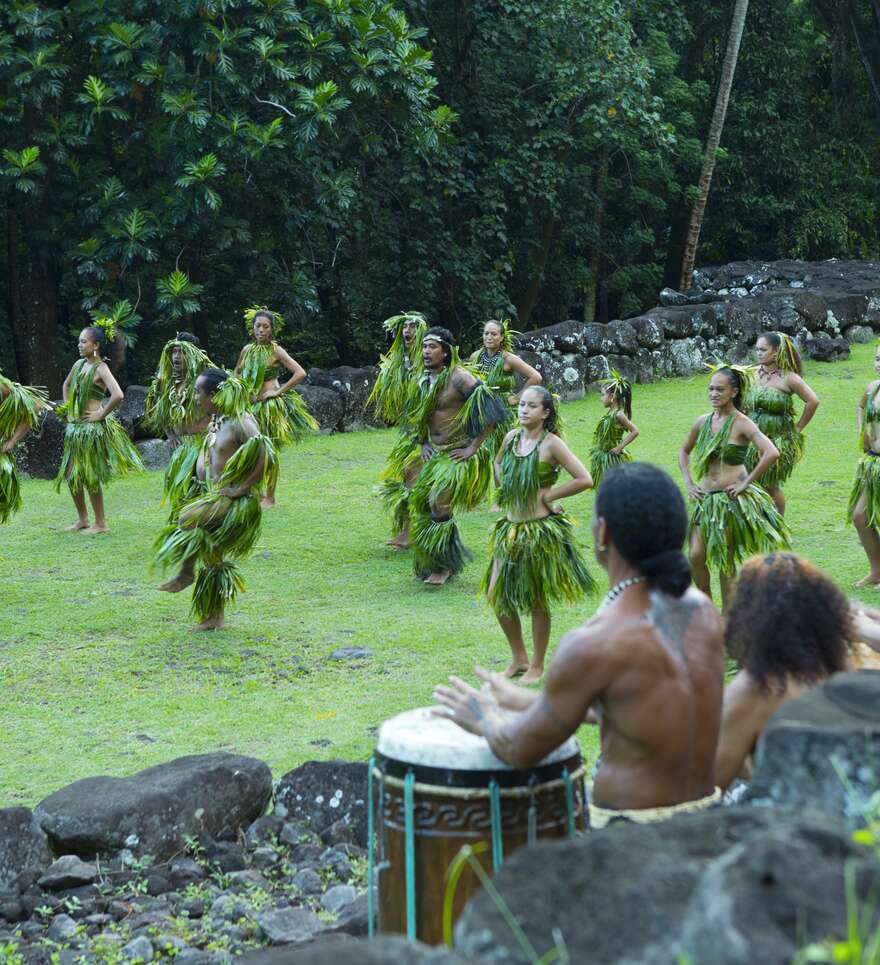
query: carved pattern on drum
[{"left": 380, "top": 786, "right": 583, "bottom": 836}]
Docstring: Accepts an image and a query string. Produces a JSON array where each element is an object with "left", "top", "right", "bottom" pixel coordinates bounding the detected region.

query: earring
[{"left": 597, "top": 543, "right": 607, "bottom": 552}]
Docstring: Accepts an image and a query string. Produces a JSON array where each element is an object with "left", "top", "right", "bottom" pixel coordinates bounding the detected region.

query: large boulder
[
  {"left": 535, "top": 353, "right": 588, "bottom": 401},
  {"left": 136, "top": 438, "right": 172, "bottom": 471},
  {"left": 116, "top": 385, "right": 150, "bottom": 439},
  {"left": 15, "top": 408, "right": 65, "bottom": 480},
  {"left": 805, "top": 335, "right": 850, "bottom": 362},
  {"left": 0, "top": 808, "right": 53, "bottom": 890},
  {"left": 240, "top": 936, "right": 474, "bottom": 964},
  {"left": 745, "top": 670, "right": 880, "bottom": 825},
  {"left": 297, "top": 385, "right": 345, "bottom": 434},
  {"left": 606, "top": 320, "right": 638, "bottom": 356},
  {"left": 306, "top": 367, "right": 379, "bottom": 432},
  {"left": 35, "top": 753, "right": 272, "bottom": 861},
  {"left": 455, "top": 806, "right": 880, "bottom": 965},
  {"left": 844, "top": 324, "right": 875, "bottom": 344},
  {"left": 274, "top": 761, "right": 368, "bottom": 848}
]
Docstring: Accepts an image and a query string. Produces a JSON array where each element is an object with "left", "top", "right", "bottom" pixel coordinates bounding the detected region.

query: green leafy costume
[
  {"left": 144, "top": 338, "right": 214, "bottom": 515},
  {"left": 54, "top": 360, "right": 144, "bottom": 493},
  {"left": 848, "top": 387, "right": 880, "bottom": 528},
  {"left": 481, "top": 430, "right": 595, "bottom": 615},
  {"left": 408, "top": 355, "right": 508, "bottom": 578},
  {"left": 589, "top": 409, "right": 632, "bottom": 486},
  {"left": 367, "top": 312, "right": 427, "bottom": 425},
  {"left": 153, "top": 414, "right": 277, "bottom": 623},
  {"left": 688, "top": 413, "right": 790, "bottom": 573},
  {"left": 0, "top": 371, "right": 49, "bottom": 523},
  {"left": 472, "top": 349, "right": 518, "bottom": 458},
  {"left": 238, "top": 342, "right": 318, "bottom": 446},
  {"left": 743, "top": 384, "right": 805, "bottom": 490}
]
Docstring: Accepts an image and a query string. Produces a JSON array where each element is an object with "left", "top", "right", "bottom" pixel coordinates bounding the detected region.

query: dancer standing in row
[
  {"left": 589, "top": 371, "right": 639, "bottom": 487},
  {"left": 470, "top": 318, "right": 542, "bottom": 410},
  {"left": 680, "top": 364, "right": 789, "bottom": 610},
  {"left": 234, "top": 307, "right": 316, "bottom": 508},
  {"left": 0, "top": 370, "right": 49, "bottom": 523},
  {"left": 55, "top": 325, "right": 144, "bottom": 533},
  {"left": 848, "top": 344, "right": 880, "bottom": 586},
  {"left": 370, "top": 312, "right": 427, "bottom": 549},
  {"left": 154, "top": 368, "right": 275, "bottom": 630},
  {"left": 483, "top": 386, "right": 595, "bottom": 682},
  {"left": 744, "top": 332, "right": 819, "bottom": 515},
  {"left": 144, "top": 332, "right": 213, "bottom": 516},
  {"left": 409, "top": 327, "right": 507, "bottom": 585}
]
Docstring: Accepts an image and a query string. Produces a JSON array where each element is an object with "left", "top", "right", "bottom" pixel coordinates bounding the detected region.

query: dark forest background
[{"left": 2, "top": 0, "right": 879, "bottom": 391}]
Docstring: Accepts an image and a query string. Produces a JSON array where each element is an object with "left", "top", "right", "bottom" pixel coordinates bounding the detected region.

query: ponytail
[{"left": 760, "top": 331, "right": 803, "bottom": 375}]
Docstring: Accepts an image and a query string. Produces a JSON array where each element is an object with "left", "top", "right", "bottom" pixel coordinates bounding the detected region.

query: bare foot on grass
[
  {"left": 261, "top": 495, "right": 276, "bottom": 509},
  {"left": 520, "top": 665, "right": 544, "bottom": 685},
  {"left": 423, "top": 571, "right": 451, "bottom": 586},
  {"left": 387, "top": 534, "right": 410, "bottom": 550},
  {"left": 81, "top": 524, "right": 109, "bottom": 534},
  {"left": 503, "top": 662, "right": 529, "bottom": 678},
  {"left": 158, "top": 574, "right": 195, "bottom": 593},
  {"left": 854, "top": 574, "right": 880, "bottom": 587},
  {"left": 66, "top": 520, "right": 89, "bottom": 531},
  {"left": 195, "top": 616, "right": 225, "bottom": 631}
]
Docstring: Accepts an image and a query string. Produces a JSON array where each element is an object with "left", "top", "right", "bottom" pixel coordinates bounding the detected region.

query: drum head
[{"left": 375, "top": 707, "right": 581, "bottom": 787}]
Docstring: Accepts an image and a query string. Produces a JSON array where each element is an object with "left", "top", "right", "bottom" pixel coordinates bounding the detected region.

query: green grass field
[{"left": 1, "top": 342, "right": 873, "bottom": 807}]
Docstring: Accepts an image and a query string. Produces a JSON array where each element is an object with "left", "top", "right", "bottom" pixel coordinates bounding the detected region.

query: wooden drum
[{"left": 372, "top": 706, "right": 584, "bottom": 944}]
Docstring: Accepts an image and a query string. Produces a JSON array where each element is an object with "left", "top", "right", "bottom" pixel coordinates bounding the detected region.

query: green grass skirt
[
  {"left": 54, "top": 417, "right": 144, "bottom": 493},
  {"left": 589, "top": 446, "right": 631, "bottom": 488},
  {"left": 378, "top": 432, "right": 422, "bottom": 535},
  {"left": 481, "top": 513, "right": 596, "bottom": 616},
  {"left": 689, "top": 485, "right": 791, "bottom": 574},
  {"left": 153, "top": 491, "right": 262, "bottom": 621},
  {"left": 744, "top": 425, "right": 805, "bottom": 490},
  {"left": 0, "top": 452, "right": 22, "bottom": 524},
  {"left": 254, "top": 392, "right": 318, "bottom": 447},
  {"left": 162, "top": 435, "right": 205, "bottom": 517},
  {"left": 410, "top": 445, "right": 494, "bottom": 517},
  {"left": 848, "top": 453, "right": 880, "bottom": 528},
  {"left": 411, "top": 513, "right": 472, "bottom": 578}
]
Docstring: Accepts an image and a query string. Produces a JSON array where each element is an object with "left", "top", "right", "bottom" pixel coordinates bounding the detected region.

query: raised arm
[
  {"left": 786, "top": 373, "right": 819, "bottom": 432},
  {"left": 272, "top": 345, "right": 307, "bottom": 393},
  {"left": 504, "top": 352, "right": 542, "bottom": 404},
  {"left": 612, "top": 410, "right": 639, "bottom": 453}
]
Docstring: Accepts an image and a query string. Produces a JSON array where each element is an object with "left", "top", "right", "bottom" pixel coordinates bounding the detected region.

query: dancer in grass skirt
[
  {"left": 589, "top": 370, "right": 639, "bottom": 487},
  {"left": 144, "top": 332, "right": 214, "bottom": 517},
  {"left": 154, "top": 368, "right": 275, "bottom": 630},
  {"left": 407, "top": 327, "right": 508, "bottom": 584},
  {"left": 680, "top": 363, "right": 790, "bottom": 610},
  {"left": 234, "top": 306, "right": 316, "bottom": 507},
  {"left": 369, "top": 311, "right": 427, "bottom": 549},
  {"left": 55, "top": 323, "right": 143, "bottom": 534},
  {"left": 482, "top": 386, "right": 595, "bottom": 683},
  {"left": 848, "top": 343, "right": 880, "bottom": 587},
  {"left": 744, "top": 332, "right": 819, "bottom": 515},
  {"left": 0, "top": 369, "right": 50, "bottom": 523}
]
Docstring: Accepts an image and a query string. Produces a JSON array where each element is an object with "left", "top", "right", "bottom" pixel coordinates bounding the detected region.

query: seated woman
[{"left": 715, "top": 553, "right": 854, "bottom": 790}]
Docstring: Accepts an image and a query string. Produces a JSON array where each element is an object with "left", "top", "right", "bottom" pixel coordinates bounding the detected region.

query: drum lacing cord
[
  {"left": 488, "top": 780, "right": 503, "bottom": 870},
  {"left": 367, "top": 756, "right": 375, "bottom": 938},
  {"left": 404, "top": 769, "right": 417, "bottom": 940},
  {"left": 369, "top": 764, "right": 586, "bottom": 798},
  {"left": 562, "top": 767, "right": 576, "bottom": 839},
  {"left": 527, "top": 774, "right": 538, "bottom": 845}
]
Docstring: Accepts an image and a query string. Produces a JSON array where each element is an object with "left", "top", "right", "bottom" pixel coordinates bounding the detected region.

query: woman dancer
[
  {"left": 0, "top": 370, "right": 49, "bottom": 523},
  {"left": 234, "top": 306, "right": 317, "bottom": 507},
  {"left": 744, "top": 332, "right": 819, "bottom": 514},
  {"left": 679, "top": 364, "right": 789, "bottom": 609},
  {"left": 144, "top": 332, "right": 213, "bottom": 515},
  {"left": 55, "top": 323, "right": 143, "bottom": 533},
  {"left": 848, "top": 344, "right": 880, "bottom": 586},
  {"left": 470, "top": 319, "right": 542, "bottom": 407},
  {"left": 589, "top": 371, "right": 639, "bottom": 487},
  {"left": 483, "top": 386, "right": 595, "bottom": 682}
]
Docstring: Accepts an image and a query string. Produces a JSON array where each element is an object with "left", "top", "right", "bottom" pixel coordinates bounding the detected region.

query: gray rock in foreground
[
  {"left": 0, "top": 808, "right": 53, "bottom": 889},
  {"left": 746, "top": 670, "right": 880, "bottom": 825},
  {"left": 274, "top": 761, "right": 368, "bottom": 848},
  {"left": 454, "top": 806, "right": 880, "bottom": 965},
  {"left": 35, "top": 753, "right": 272, "bottom": 861},
  {"left": 15, "top": 409, "right": 65, "bottom": 480},
  {"left": 240, "top": 935, "right": 474, "bottom": 964}
]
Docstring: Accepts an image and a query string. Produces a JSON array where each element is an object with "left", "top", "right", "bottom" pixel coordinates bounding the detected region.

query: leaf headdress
[
  {"left": 244, "top": 305, "right": 283, "bottom": 336},
  {"left": 773, "top": 332, "right": 800, "bottom": 373},
  {"left": 704, "top": 359, "right": 755, "bottom": 399}
]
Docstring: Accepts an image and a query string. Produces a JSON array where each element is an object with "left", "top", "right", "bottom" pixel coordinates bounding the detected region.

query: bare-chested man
[
  {"left": 409, "top": 327, "right": 507, "bottom": 584},
  {"left": 154, "top": 368, "right": 273, "bottom": 630},
  {"left": 434, "top": 462, "right": 725, "bottom": 826}
]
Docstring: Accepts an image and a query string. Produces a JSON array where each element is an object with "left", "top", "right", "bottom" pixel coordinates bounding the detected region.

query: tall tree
[{"left": 678, "top": 0, "right": 749, "bottom": 291}]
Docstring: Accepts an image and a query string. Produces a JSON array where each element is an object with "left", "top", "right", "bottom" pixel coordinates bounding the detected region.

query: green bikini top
[
  {"left": 497, "top": 429, "right": 559, "bottom": 513},
  {"left": 866, "top": 389, "right": 880, "bottom": 425},
  {"left": 691, "top": 413, "right": 748, "bottom": 479},
  {"left": 537, "top": 459, "right": 561, "bottom": 487},
  {"left": 745, "top": 383, "right": 794, "bottom": 417}
]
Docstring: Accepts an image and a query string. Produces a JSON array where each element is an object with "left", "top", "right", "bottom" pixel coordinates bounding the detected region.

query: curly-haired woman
[{"left": 715, "top": 553, "right": 854, "bottom": 789}]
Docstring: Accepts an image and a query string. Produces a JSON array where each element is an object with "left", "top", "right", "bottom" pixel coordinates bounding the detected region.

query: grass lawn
[{"left": 1, "top": 341, "right": 873, "bottom": 807}]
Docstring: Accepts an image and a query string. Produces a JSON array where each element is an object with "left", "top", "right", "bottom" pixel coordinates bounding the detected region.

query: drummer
[{"left": 433, "top": 462, "right": 725, "bottom": 829}]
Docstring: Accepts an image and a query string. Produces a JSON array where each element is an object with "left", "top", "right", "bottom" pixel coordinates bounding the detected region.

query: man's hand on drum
[
  {"left": 472, "top": 666, "right": 537, "bottom": 712},
  {"left": 432, "top": 674, "right": 502, "bottom": 736}
]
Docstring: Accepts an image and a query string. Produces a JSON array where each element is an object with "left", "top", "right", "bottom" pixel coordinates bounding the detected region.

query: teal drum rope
[
  {"left": 489, "top": 780, "right": 504, "bottom": 870},
  {"left": 404, "top": 770, "right": 416, "bottom": 940}
]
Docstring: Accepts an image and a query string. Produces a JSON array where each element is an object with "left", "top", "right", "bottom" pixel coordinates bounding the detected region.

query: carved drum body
[{"left": 373, "top": 707, "right": 584, "bottom": 944}]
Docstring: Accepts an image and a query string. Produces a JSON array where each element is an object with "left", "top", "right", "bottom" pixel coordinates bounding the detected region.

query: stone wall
[{"left": 517, "top": 259, "right": 880, "bottom": 401}]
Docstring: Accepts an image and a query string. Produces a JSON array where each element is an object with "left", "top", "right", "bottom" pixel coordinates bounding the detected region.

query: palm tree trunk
[
  {"left": 679, "top": 0, "right": 750, "bottom": 292},
  {"left": 583, "top": 154, "right": 609, "bottom": 325}
]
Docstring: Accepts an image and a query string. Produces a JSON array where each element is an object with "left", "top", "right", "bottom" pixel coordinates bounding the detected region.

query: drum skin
[{"left": 374, "top": 708, "right": 585, "bottom": 944}]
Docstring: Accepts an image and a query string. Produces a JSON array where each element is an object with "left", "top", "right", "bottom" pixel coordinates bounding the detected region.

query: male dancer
[
  {"left": 409, "top": 327, "right": 506, "bottom": 584},
  {"left": 154, "top": 368, "right": 274, "bottom": 630}
]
